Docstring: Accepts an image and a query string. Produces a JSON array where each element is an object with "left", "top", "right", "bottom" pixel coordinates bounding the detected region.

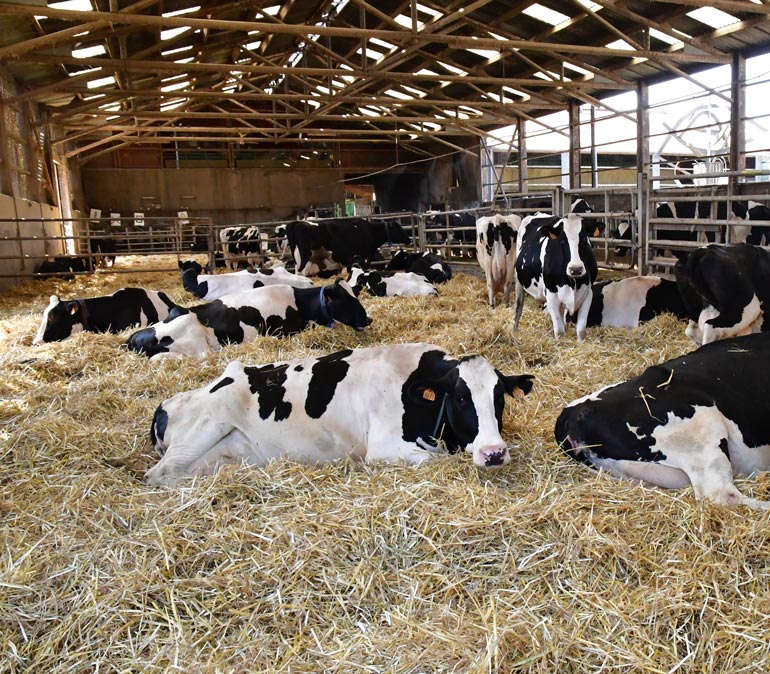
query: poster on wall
[
  {"left": 134, "top": 212, "right": 145, "bottom": 227},
  {"left": 110, "top": 212, "right": 121, "bottom": 228},
  {"left": 177, "top": 210, "right": 189, "bottom": 226},
  {"left": 89, "top": 208, "right": 101, "bottom": 224}
]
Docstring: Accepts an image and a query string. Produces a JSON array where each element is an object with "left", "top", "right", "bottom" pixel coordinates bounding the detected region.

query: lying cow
[
  {"left": 568, "top": 276, "right": 688, "bottom": 329},
  {"left": 34, "top": 255, "right": 90, "bottom": 279},
  {"left": 475, "top": 213, "right": 521, "bottom": 307},
  {"left": 180, "top": 259, "right": 313, "bottom": 301},
  {"left": 556, "top": 331, "right": 770, "bottom": 509},
  {"left": 346, "top": 264, "right": 438, "bottom": 297},
  {"left": 675, "top": 243, "right": 770, "bottom": 345},
  {"left": 386, "top": 250, "right": 452, "bottom": 284},
  {"left": 513, "top": 212, "right": 598, "bottom": 341},
  {"left": 126, "top": 279, "right": 370, "bottom": 361},
  {"left": 145, "top": 342, "right": 535, "bottom": 485},
  {"left": 287, "top": 218, "right": 410, "bottom": 276},
  {"left": 33, "top": 288, "right": 177, "bottom": 344}
]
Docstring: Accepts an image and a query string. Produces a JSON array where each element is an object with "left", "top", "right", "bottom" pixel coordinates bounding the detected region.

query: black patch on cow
[
  {"left": 209, "top": 376, "right": 235, "bottom": 394},
  {"left": 294, "top": 365, "right": 304, "bottom": 372},
  {"left": 719, "top": 437, "right": 730, "bottom": 459},
  {"left": 182, "top": 267, "right": 208, "bottom": 299},
  {"left": 125, "top": 327, "right": 175, "bottom": 357},
  {"left": 556, "top": 332, "right": 770, "bottom": 468},
  {"left": 244, "top": 363, "right": 293, "bottom": 421},
  {"left": 305, "top": 349, "right": 353, "bottom": 418},
  {"left": 401, "top": 349, "right": 462, "bottom": 452},
  {"left": 639, "top": 279, "right": 688, "bottom": 322},
  {"left": 150, "top": 404, "right": 168, "bottom": 455}
]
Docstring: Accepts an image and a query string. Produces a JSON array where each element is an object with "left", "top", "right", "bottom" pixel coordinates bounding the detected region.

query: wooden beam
[{"left": 0, "top": 4, "right": 732, "bottom": 63}]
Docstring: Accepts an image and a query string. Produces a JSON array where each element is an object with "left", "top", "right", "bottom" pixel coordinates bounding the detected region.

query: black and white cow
[
  {"left": 89, "top": 235, "right": 117, "bottom": 268},
  {"left": 655, "top": 199, "right": 753, "bottom": 248},
  {"left": 568, "top": 276, "right": 688, "bottom": 329},
  {"left": 556, "top": 331, "right": 770, "bottom": 509},
  {"left": 219, "top": 225, "right": 272, "bottom": 270},
  {"left": 286, "top": 218, "right": 410, "bottom": 276},
  {"left": 513, "top": 213, "right": 599, "bottom": 341},
  {"left": 475, "top": 213, "right": 521, "bottom": 307},
  {"left": 144, "top": 342, "right": 535, "bottom": 485},
  {"left": 180, "top": 260, "right": 313, "bottom": 301},
  {"left": 346, "top": 264, "right": 438, "bottom": 297},
  {"left": 33, "top": 288, "right": 177, "bottom": 344},
  {"left": 34, "top": 255, "right": 90, "bottom": 279},
  {"left": 126, "top": 279, "right": 370, "bottom": 361},
  {"left": 386, "top": 250, "right": 452, "bottom": 284},
  {"left": 674, "top": 243, "right": 770, "bottom": 345}
]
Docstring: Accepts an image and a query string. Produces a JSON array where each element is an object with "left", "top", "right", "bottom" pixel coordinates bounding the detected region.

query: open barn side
[{"left": 2, "top": 257, "right": 770, "bottom": 672}]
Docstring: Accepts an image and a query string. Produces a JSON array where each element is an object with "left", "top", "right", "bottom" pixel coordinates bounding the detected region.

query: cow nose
[
  {"left": 567, "top": 263, "right": 586, "bottom": 277},
  {"left": 477, "top": 445, "right": 510, "bottom": 468}
]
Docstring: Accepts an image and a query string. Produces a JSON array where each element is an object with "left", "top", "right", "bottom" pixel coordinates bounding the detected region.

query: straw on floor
[{"left": 1, "top": 255, "right": 769, "bottom": 673}]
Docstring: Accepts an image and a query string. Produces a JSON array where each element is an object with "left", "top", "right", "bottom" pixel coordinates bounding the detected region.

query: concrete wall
[
  {"left": 81, "top": 167, "right": 347, "bottom": 225},
  {"left": 0, "top": 194, "right": 67, "bottom": 290}
]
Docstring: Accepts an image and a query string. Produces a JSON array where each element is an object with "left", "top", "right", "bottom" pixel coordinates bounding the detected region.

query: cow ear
[
  {"left": 49, "top": 295, "right": 60, "bottom": 306},
  {"left": 496, "top": 371, "right": 534, "bottom": 399},
  {"left": 67, "top": 301, "right": 80, "bottom": 316},
  {"left": 538, "top": 223, "right": 559, "bottom": 240}
]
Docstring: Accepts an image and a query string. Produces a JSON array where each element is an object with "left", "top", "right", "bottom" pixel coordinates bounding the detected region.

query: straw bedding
[{"left": 2, "top": 255, "right": 770, "bottom": 673}]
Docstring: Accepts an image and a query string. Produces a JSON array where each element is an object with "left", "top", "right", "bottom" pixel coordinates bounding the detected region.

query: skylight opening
[
  {"left": 459, "top": 105, "right": 483, "bottom": 116},
  {"left": 522, "top": 4, "right": 570, "bottom": 26},
  {"left": 563, "top": 62, "right": 591, "bottom": 76},
  {"left": 161, "top": 27, "right": 190, "bottom": 41},
  {"left": 162, "top": 73, "right": 187, "bottom": 83},
  {"left": 401, "top": 85, "right": 427, "bottom": 98},
  {"left": 48, "top": 0, "right": 92, "bottom": 11},
  {"left": 484, "top": 91, "right": 513, "bottom": 104},
  {"left": 162, "top": 5, "right": 200, "bottom": 18},
  {"left": 576, "top": 0, "right": 602, "bottom": 11},
  {"left": 416, "top": 68, "right": 439, "bottom": 77},
  {"left": 98, "top": 101, "right": 120, "bottom": 111},
  {"left": 222, "top": 86, "right": 237, "bottom": 93},
  {"left": 605, "top": 39, "right": 634, "bottom": 51},
  {"left": 257, "top": 5, "right": 280, "bottom": 17},
  {"left": 358, "top": 107, "right": 380, "bottom": 117},
  {"left": 415, "top": 3, "right": 442, "bottom": 18},
  {"left": 161, "top": 98, "right": 188, "bottom": 110},
  {"left": 87, "top": 75, "right": 116, "bottom": 89},
  {"left": 288, "top": 52, "right": 303, "bottom": 67},
  {"left": 369, "top": 37, "right": 396, "bottom": 50},
  {"left": 175, "top": 57, "right": 194, "bottom": 64},
  {"left": 160, "top": 80, "right": 190, "bottom": 92},
  {"left": 316, "top": 85, "right": 331, "bottom": 95},
  {"left": 686, "top": 7, "right": 739, "bottom": 30},
  {"left": 307, "top": 100, "right": 321, "bottom": 108},
  {"left": 331, "top": 79, "right": 347, "bottom": 88},
  {"left": 648, "top": 28, "right": 680, "bottom": 46},
  {"left": 162, "top": 45, "right": 192, "bottom": 56},
  {"left": 70, "top": 66, "right": 101, "bottom": 78},
  {"left": 82, "top": 93, "right": 105, "bottom": 100},
  {"left": 466, "top": 48, "right": 499, "bottom": 59},
  {"left": 394, "top": 14, "right": 425, "bottom": 30},
  {"left": 72, "top": 45, "right": 105, "bottom": 58},
  {"left": 385, "top": 89, "right": 415, "bottom": 100},
  {"left": 437, "top": 61, "right": 467, "bottom": 76},
  {"left": 355, "top": 47, "right": 384, "bottom": 60},
  {"left": 243, "top": 40, "right": 262, "bottom": 51}
]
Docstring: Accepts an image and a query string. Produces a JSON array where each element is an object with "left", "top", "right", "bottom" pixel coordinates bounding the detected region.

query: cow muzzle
[
  {"left": 475, "top": 445, "right": 511, "bottom": 468},
  {"left": 566, "top": 263, "right": 586, "bottom": 278}
]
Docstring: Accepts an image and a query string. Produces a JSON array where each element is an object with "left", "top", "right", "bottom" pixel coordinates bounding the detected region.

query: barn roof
[{"left": 1, "top": 0, "right": 768, "bottom": 163}]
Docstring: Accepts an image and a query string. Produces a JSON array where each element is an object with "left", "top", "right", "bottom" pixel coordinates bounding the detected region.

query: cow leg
[
  {"left": 365, "top": 440, "right": 440, "bottom": 465},
  {"left": 487, "top": 279, "right": 496, "bottom": 307},
  {"left": 573, "top": 288, "right": 593, "bottom": 342},
  {"left": 545, "top": 293, "right": 566, "bottom": 338},
  {"left": 503, "top": 266, "right": 516, "bottom": 308},
  {"left": 685, "top": 319, "right": 703, "bottom": 346},
  {"left": 513, "top": 280, "right": 525, "bottom": 331},
  {"left": 186, "top": 429, "right": 256, "bottom": 477}
]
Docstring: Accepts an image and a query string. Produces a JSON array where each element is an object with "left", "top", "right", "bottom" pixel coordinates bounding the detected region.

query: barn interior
[{"left": 3, "top": 1, "right": 770, "bottom": 671}]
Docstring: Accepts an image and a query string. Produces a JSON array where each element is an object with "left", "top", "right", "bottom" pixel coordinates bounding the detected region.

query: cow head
[
  {"left": 409, "top": 354, "right": 534, "bottom": 468},
  {"left": 539, "top": 213, "right": 594, "bottom": 278},
  {"left": 345, "top": 264, "right": 368, "bottom": 296},
  {"left": 380, "top": 219, "right": 410, "bottom": 245},
  {"left": 179, "top": 259, "right": 203, "bottom": 274},
  {"left": 32, "top": 295, "right": 83, "bottom": 344},
  {"left": 323, "top": 279, "right": 372, "bottom": 330}
]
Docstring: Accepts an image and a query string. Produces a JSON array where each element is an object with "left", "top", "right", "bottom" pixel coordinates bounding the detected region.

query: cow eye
[{"left": 455, "top": 394, "right": 467, "bottom": 405}]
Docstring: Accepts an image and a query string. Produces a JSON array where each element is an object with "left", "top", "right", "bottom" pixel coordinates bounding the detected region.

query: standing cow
[
  {"left": 675, "top": 243, "right": 770, "bottom": 345},
  {"left": 513, "top": 212, "right": 599, "bottom": 341},
  {"left": 475, "top": 213, "right": 521, "bottom": 307},
  {"left": 556, "top": 331, "right": 770, "bottom": 509},
  {"left": 145, "top": 342, "right": 535, "bottom": 485}
]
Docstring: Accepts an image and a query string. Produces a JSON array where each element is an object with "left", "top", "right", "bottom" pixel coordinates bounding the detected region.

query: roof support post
[
  {"left": 568, "top": 99, "right": 581, "bottom": 190},
  {"left": 517, "top": 117, "right": 528, "bottom": 194},
  {"left": 730, "top": 52, "right": 746, "bottom": 182},
  {"left": 636, "top": 80, "right": 650, "bottom": 275}
]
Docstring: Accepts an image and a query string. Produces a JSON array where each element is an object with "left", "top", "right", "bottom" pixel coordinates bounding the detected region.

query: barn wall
[{"left": 81, "top": 167, "right": 347, "bottom": 225}]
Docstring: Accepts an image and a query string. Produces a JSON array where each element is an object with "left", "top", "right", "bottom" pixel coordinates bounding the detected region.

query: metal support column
[{"left": 636, "top": 81, "right": 650, "bottom": 274}]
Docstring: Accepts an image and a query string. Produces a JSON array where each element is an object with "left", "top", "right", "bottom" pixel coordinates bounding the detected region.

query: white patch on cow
[
  {"left": 456, "top": 356, "right": 510, "bottom": 468},
  {"left": 691, "top": 295, "right": 762, "bottom": 345},
  {"left": 564, "top": 382, "right": 620, "bottom": 408},
  {"left": 192, "top": 267, "right": 313, "bottom": 301},
  {"left": 32, "top": 295, "right": 59, "bottom": 345},
  {"left": 599, "top": 276, "right": 662, "bottom": 328},
  {"left": 382, "top": 272, "right": 437, "bottom": 297},
  {"left": 648, "top": 405, "right": 770, "bottom": 508},
  {"left": 562, "top": 213, "right": 586, "bottom": 278},
  {"left": 148, "top": 313, "right": 220, "bottom": 362},
  {"left": 337, "top": 279, "right": 356, "bottom": 297}
]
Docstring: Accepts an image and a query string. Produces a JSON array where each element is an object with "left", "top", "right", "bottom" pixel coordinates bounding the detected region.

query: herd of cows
[{"left": 26, "top": 204, "right": 770, "bottom": 509}]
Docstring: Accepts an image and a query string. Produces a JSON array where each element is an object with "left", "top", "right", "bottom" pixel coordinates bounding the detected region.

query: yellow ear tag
[
  {"left": 423, "top": 388, "right": 436, "bottom": 402},
  {"left": 548, "top": 231, "right": 558, "bottom": 240},
  {"left": 513, "top": 387, "right": 525, "bottom": 399}
]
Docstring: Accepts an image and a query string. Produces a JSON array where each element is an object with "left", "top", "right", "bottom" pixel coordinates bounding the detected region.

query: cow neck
[
  {"left": 317, "top": 287, "right": 334, "bottom": 327},
  {"left": 382, "top": 219, "right": 391, "bottom": 245},
  {"left": 77, "top": 298, "right": 89, "bottom": 329}
]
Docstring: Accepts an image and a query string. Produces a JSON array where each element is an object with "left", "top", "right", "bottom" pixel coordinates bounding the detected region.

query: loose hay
[{"left": 2, "top": 255, "right": 770, "bottom": 673}]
